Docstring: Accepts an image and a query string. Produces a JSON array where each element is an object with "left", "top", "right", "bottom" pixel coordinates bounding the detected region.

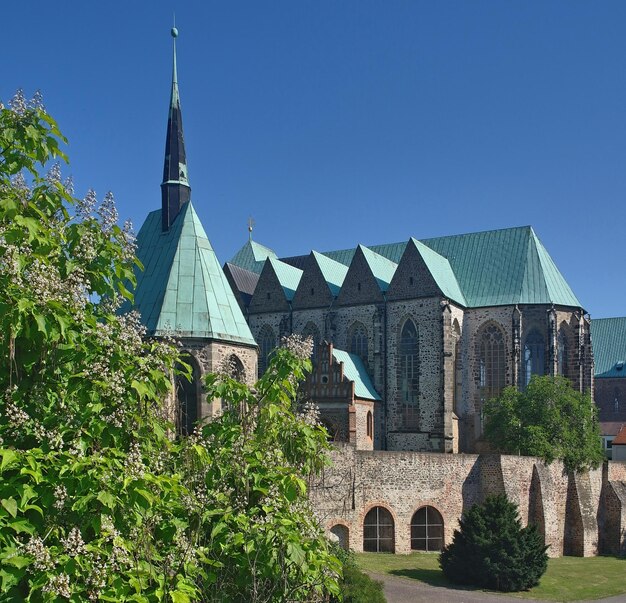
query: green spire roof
[
  {"left": 230, "top": 239, "right": 278, "bottom": 274},
  {"left": 332, "top": 349, "right": 381, "bottom": 400},
  {"left": 591, "top": 317, "right": 626, "bottom": 378},
  {"left": 312, "top": 250, "right": 348, "bottom": 296},
  {"left": 130, "top": 202, "right": 256, "bottom": 345},
  {"left": 267, "top": 257, "right": 302, "bottom": 301}
]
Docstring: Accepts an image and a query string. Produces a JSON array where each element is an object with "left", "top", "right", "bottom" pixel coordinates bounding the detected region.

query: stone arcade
[{"left": 128, "top": 30, "right": 626, "bottom": 557}]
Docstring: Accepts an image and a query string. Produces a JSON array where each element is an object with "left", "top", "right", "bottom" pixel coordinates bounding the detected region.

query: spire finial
[{"left": 248, "top": 217, "right": 255, "bottom": 241}]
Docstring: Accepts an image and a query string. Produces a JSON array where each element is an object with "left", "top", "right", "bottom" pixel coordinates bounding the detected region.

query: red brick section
[{"left": 612, "top": 425, "right": 626, "bottom": 445}]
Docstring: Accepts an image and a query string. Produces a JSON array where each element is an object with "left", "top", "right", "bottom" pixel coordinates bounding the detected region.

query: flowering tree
[{"left": 0, "top": 92, "right": 339, "bottom": 602}]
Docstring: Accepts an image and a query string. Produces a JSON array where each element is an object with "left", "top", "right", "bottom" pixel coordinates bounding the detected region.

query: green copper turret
[{"left": 161, "top": 26, "right": 191, "bottom": 231}]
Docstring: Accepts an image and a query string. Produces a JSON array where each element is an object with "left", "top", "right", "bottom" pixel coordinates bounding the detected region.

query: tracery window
[
  {"left": 363, "top": 507, "right": 395, "bottom": 553},
  {"left": 478, "top": 323, "right": 506, "bottom": 407},
  {"left": 410, "top": 506, "right": 444, "bottom": 552},
  {"left": 349, "top": 322, "right": 369, "bottom": 363},
  {"left": 399, "top": 319, "right": 419, "bottom": 430},
  {"left": 524, "top": 330, "right": 545, "bottom": 387},
  {"left": 557, "top": 329, "right": 568, "bottom": 378},
  {"left": 176, "top": 354, "right": 200, "bottom": 437},
  {"left": 258, "top": 325, "right": 276, "bottom": 377}
]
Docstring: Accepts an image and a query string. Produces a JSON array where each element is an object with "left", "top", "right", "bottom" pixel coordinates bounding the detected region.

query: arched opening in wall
[
  {"left": 528, "top": 466, "right": 546, "bottom": 544},
  {"left": 366, "top": 411, "right": 373, "bottom": 439},
  {"left": 557, "top": 325, "right": 569, "bottom": 379},
  {"left": 301, "top": 322, "right": 321, "bottom": 364},
  {"left": 453, "top": 319, "right": 462, "bottom": 415},
  {"left": 349, "top": 321, "right": 369, "bottom": 365},
  {"left": 477, "top": 323, "right": 506, "bottom": 430},
  {"left": 564, "top": 477, "right": 584, "bottom": 556},
  {"left": 320, "top": 417, "right": 340, "bottom": 442},
  {"left": 228, "top": 355, "right": 245, "bottom": 382},
  {"left": 363, "top": 506, "right": 395, "bottom": 553},
  {"left": 524, "top": 330, "right": 545, "bottom": 387},
  {"left": 176, "top": 354, "right": 201, "bottom": 437},
  {"left": 330, "top": 524, "right": 349, "bottom": 550},
  {"left": 399, "top": 319, "right": 419, "bottom": 430},
  {"left": 258, "top": 325, "right": 276, "bottom": 378},
  {"left": 410, "top": 506, "right": 444, "bottom": 552}
]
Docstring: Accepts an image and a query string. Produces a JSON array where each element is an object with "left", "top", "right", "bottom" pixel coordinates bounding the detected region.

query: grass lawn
[{"left": 356, "top": 552, "right": 626, "bottom": 601}]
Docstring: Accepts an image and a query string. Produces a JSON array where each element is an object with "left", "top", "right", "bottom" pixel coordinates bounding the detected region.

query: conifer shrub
[{"left": 439, "top": 494, "right": 548, "bottom": 592}]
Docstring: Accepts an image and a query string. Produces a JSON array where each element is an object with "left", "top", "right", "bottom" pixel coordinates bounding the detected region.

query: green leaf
[
  {"left": 1, "top": 498, "right": 18, "bottom": 518},
  {"left": 97, "top": 491, "right": 116, "bottom": 510},
  {"left": 0, "top": 450, "right": 19, "bottom": 472}
]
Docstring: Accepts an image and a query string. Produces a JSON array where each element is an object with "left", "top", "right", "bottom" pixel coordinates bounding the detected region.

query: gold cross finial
[{"left": 248, "top": 216, "right": 255, "bottom": 240}]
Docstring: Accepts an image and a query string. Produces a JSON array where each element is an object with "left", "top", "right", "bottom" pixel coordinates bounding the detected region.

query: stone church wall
[{"left": 310, "top": 445, "right": 618, "bottom": 557}]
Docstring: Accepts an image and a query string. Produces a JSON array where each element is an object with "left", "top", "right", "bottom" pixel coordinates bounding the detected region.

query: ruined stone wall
[{"left": 310, "top": 445, "right": 615, "bottom": 557}]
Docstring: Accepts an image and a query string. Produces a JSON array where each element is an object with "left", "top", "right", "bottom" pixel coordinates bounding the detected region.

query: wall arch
[
  {"left": 410, "top": 505, "right": 444, "bottom": 552},
  {"left": 363, "top": 505, "right": 395, "bottom": 553}
]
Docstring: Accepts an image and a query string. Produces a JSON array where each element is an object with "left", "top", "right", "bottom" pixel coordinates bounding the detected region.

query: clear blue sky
[{"left": 4, "top": 1, "right": 625, "bottom": 318}]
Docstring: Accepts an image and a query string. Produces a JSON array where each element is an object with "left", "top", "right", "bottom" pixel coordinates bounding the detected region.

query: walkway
[{"left": 369, "top": 572, "right": 626, "bottom": 603}]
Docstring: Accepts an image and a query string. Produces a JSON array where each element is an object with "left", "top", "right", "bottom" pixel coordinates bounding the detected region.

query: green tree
[
  {"left": 483, "top": 376, "right": 604, "bottom": 472},
  {"left": 0, "top": 92, "right": 340, "bottom": 602},
  {"left": 439, "top": 494, "right": 548, "bottom": 592}
]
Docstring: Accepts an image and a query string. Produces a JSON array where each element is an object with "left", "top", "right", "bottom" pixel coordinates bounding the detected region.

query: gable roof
[
  {"left": 332, "top": 349, "right": 381, "bottom": 401},
  {"left": 591, "top": 317, "right": 626, "bottom": 378},
  {"left": 267, "top": 257, "right": 303, "bottom": 301},
  {"left": 230, "top": 239, "right": 278, "bottom": 274},
  {"left": 613, "top": 425, "right": 626, "bottom": 445},
  {"left": 312, "top": 250, "right": 349, "bottom": 296},
  {"left": 359, "top": 245, "right": 397, "bottom": 292},
  {"left": 129, "top": 202, "right": 256, "bottom": 345}
]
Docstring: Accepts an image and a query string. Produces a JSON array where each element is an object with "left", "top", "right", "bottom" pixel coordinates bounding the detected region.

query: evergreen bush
[{"left": 439, "top": 494, "right": 548, "bottom": 592}]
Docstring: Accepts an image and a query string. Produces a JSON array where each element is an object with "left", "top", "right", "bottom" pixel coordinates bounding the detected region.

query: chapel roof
[
  {"left": 591, "top": 317, "right": 626, "bottom": 378},
  {"left": 332, "top": 349, "right": 381, "bottom": 401}
]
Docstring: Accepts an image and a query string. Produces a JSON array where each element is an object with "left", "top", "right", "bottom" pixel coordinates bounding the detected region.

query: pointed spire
[{"left": 161, "top": 24, "right": 191, "bottom": 232}]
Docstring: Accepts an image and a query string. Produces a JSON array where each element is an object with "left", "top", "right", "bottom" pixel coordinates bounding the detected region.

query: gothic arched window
[
  {"left": 349, "top": 322, "right": 368, "bottom": 363},
  {"left": 366, "top": 411, "right": 373, "bottom": 439},
  {"left": 557, "top": 328, "right": 568, "bottom": 378},
  {"left": 228, "top": 355, "right": 245, "bottom": 382},
  {"left": 453, "top": 319, "right": 462, "bottom": 415},
  {"left": 524, "top": 330, "right": 545, "bottom": 387},
  {"left": 399, "top": 319, "right": 419, "bottom": 430},
  {"left": 258, "top": 325, "right": 276, "bottom": 377},
  {"left": 363, "top": 507, "right": 395, "bottom": 553},
  {"left": 478, "top": 323, "right": 506, "bottom": 408},
  {"left": 176, "top": 354, "right": 201, "bottom": 437}
]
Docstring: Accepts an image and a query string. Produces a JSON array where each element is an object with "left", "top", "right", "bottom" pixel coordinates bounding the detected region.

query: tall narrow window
[
  {"left": 478, "top": 324, "right": 506, "bottom": 408},
  {"left": 366, "top": 411, "right": 373, "bottom": 439},
  {"left": 411, "top": 506, "right": 444, "bottom": 552},
  {"left": 302, "top": 322, "right": 321, "bottom": 363},
  {"left": 228, "top": 355, "right": 245, "bottom": 382},
  {"left": 349, "top": 322, "right": 368, "bottom": 363},
  {"left": 363, "top": 507, "right": 395, "bottom": 553},
  {"left": 453, "top": 320, "right": 462, "bottom": 415},
  {"left": 557, "top": 329, "right": 568, "bottom": 378},
  {"left": 524, "top": 330, "right": 545, "bottom": 387},
  {"left": 399, "top": 319, "right": 419, "bottom": 430},
  {"left": 176, "top": 354, "right": 200, "bottom": 436},
  {"left": 258, "top": 325, "right": 276, "bottom": 377}
]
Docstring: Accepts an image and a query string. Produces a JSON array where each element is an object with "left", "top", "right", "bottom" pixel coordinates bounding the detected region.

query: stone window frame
[
  {"left": 410, "top": 505, "right": 445, "bottom": 552},
  {"left": 476, "top": 321, "right": 507, "bottom": 417},
  {"left": 348, "top": 321, "right": 369, "bottom": 364},
  {"left": 176, "top": 352, "right": 202, "bottom": 437},
  {"left": 258, "top": 324, "right": 276, "bottom": 377},
  {"left": 523, "top": 328, "right": 545, "bottom": 387},
  {"left": 302, "top": 321, "right": 321, "bottom": 362},
  {"left": 557, "top": 321, "right": 572, "bottom": 380},
  {"left": 452, "top": 318, "right": 462, "bottom": 415},
  {"left": 366, "top": 411, "right": 373, "bottom": 439},
  {"left": 398, "top": 317, "right": 420, "bottom": 431},
  {"left": 363, "top": 505, "right": 395, "bottom": 553}
]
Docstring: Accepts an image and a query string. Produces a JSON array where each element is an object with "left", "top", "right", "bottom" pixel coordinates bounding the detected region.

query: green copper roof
[
  {"left": 332, "top": 349, "right": 381, "bottom": 401},
  {"left": 312, "top": 251, "right": 348, "bottom": 296},
  {"left": 230, "top": 239, "right": 277, "bottom": 274},
  {"left": 267, "top": 257, "right": 303, "bottom": 301},
  {"left": 409, "top": 238, "right": 466, "bottom": 306},
  {"left": 591, "top": 318, "right": 626, "bottom": 378},
  {"left": 130, "top": 202, "right": 256, "bottom": 345},
  {"left": 358, "top": 245, "right": 397, "bottom": 292}
]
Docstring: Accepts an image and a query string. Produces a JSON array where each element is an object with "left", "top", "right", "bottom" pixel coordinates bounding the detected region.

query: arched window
[
  {"left": 176, "top": 354, "right": 200, "bottom": 437},
  {"left": 349, "top": 322, "right": 368, "bottom": 363},
  {"left": 363, "top": 507, "right": 395, "bottom": 553},
  {"left": 366, "top": 411, "right": 373, "bottom": 439},
  {"left": 410, "top": 506, "right": 444, "bottom": 552},
  {"left": 478, "top": 323, "right": 506, "bottom": 407},
  {"left": 302, "top": 322, "right": 321, "bottom": 362},
  {"left": 330, "top": 524, "right": 349, "bottom": 550},
  {"left": 524, "top": 330, "right": 545, "bottom": 387},
  {"left": 258, "top": 325, "right": 276, "bottom": 377},
  {"left": 228, "top": 355, "right": 245, "bottom": 382},
  {"left": 399, "top": 319, "right": 419, "bottom": 430},
  {"left": 453, "top": 319, "right": 462, "bottom": 415},
  {"left": 557, "top": 328, "right": 568, "bottom": 378}
]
